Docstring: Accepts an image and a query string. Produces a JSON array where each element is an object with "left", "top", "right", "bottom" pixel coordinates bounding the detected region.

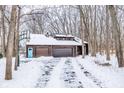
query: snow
[
  {"left": 0, "top": 57, "right": 52, "bottom": 88},
  {"left": 54, "top": 34, "right": 74, "bottom": 38},
  {"left": 77, "top": 55, "right": 124, "bottom": 88},
  {"left": 26, "top": 34, "right": 87, "bottom": 45},
  {"left": 71, "top": 58, "right": 99, "bottom": 88},
  {"left": 46, "top": 58, "right": 66, "bottom": 88},
  {"left": 0, "top": 55, "right": 124, "bottom": 88}
]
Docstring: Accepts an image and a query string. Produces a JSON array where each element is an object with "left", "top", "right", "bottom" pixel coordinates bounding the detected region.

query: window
[{"left": 54, "top": 37, "right": 74, "bottom": 41}]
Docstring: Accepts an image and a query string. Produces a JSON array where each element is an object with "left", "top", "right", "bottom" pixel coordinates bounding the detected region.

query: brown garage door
[
  {"left": 53, "top": 48, "right": 73, "bottom": 57},
  {"left": 36, "top": 47, "right": 49, "bottom": 57}
]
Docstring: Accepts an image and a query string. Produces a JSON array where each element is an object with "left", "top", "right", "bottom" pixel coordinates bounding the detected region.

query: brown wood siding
[
  {"left": 26, "top": 44, "right": 88, "bottom": 58},
  {"left": 71, "top": 46, "right": 76, "bottom": 57},
  {"left": 52, "top": 45, "right": 75, "bottom": 48},
  {"left": 26, "top": 45, "right": 51, "bottom": 57}
]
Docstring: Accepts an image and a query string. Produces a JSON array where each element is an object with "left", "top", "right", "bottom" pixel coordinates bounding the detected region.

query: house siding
[{"left": 26, "top": 44, "right": 88, "bottom": 58}]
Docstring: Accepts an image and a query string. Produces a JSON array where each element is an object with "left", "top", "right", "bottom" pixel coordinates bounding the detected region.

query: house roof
[
  {"left": 54, "top": 34, "right": 74, "bottom": 38},
  {"left": 26, "top": 34, "right": 88, "bottom": 46}
]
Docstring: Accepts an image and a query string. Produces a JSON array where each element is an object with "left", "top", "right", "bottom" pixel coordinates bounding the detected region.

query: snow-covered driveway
[
  {"left": 1, "top": 56, "right": 124, "bottom": 88},
  {"left": 35, "top": 57, "right": 105, "bottom": 88}
]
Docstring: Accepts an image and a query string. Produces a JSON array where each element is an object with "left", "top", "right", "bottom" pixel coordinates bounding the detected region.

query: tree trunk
[
  {"left": 91, "top": 6, "right": 97, "bottom": 57},
  {"left": 89, "top": 6, "right": 93, "bottom": 55},
  {"left": 14, "top": 6, "right": 21, "bottom": 70},
  {"left": 0, "top": 5, "right": 6, "bottom": 57},
  {"left": 106, "top": 6, "right": 110, "bottom": 60},
  {"left": 79, "top": 5, "right": 85, "bottom": 58},
  {"left": 108, "top": 5, "right": 124, "bottom": 67},
  {"left": 13, "top": 32, "right": 16, "bottom": 57},
  {"left": 99, "top": 19, "right": 103, "bottom": 55},
  {"left": 5, "top": 5, "right": 17, "bottom": 80}
]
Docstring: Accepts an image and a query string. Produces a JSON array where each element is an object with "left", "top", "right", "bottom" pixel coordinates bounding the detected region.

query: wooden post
[
  {"left": 75, "top": 46, "right": 78, "bottom": 56},
  {"left": 51, "top": 45, "right": 53, "bottom": 56},
  {"left": 34, "top": 46, "right": 36, "bottom": 57},
  {"left": 26, "top": 45, "right": 28, "bottom": 58},
  {"left": 72, "top": 47, "right": 75, "bottom": 57}
]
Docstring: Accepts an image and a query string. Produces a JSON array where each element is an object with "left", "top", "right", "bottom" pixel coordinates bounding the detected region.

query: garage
[
  {"left": 26, "top": 34, "right": 88, "bottom": 58},
  {"left": 53, "top": 48, "right": 73, "bottom": 57},
  {"left": 36, "top": 47, "right": 49, "bottom": 57}
]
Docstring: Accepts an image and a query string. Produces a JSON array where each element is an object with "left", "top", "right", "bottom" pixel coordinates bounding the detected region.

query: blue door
[{"left": 28, "top": 48, "right": 33, "bottom": 58}]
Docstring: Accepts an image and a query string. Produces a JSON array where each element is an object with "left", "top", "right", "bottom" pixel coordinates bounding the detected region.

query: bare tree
[
  {"left": 0, "top": 5, "right": 6, "bottom": 57},
  {"left": 14, "top": 6, "right": 21, "bottom": 70},
  {"left": 106, "top": 6, "right": 110, "bottom": 60},
  {"left": 78, "top": 5, "right": 85, "bottom": 58},
  {"left": 109, "top": 5, "right": 124, "bottom": 67},
  {"left": 5, "top": 5, "right": 17, "bottom": 80},
  {"left": 91, "top": 6, "right": 97, "bottom": 57},
  {"left": 98, "top": 8, "right": 104, "bottom": 55}
]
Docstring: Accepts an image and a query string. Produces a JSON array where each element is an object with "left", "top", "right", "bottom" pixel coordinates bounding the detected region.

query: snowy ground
[{"left": 0, "top": 55, "right": 124, "bottom": 88}]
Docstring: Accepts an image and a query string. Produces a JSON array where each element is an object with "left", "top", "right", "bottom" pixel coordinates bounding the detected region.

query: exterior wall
[
  {"left": 26, "top": 45, "right": 52, "bottom": 57},
  {"left": 77, "top": 44, "right": 89, "bottom": 55},
  {"left": 26, "top": 44, "right": 88, "bottom": 58},
  {"left": 85, "top": 43, "right": 88, "bottom": 55}
]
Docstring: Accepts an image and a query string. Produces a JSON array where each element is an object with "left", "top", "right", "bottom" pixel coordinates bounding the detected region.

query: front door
[{"left": 28, "top": 48, "right": 33, "bottom": 58}]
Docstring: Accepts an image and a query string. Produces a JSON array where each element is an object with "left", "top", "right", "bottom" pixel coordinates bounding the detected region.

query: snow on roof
[
  {"left": 74, "top": 37, "right": 88, "bottom": 44},
  {"left": 26, "top": 34, "right": 87, "bottom": 46},
  {"left": 54, "top": 34, "right": 74, "bottom": 38}
]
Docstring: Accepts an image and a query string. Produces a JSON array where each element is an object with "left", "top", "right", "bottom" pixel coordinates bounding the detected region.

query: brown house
[{"left": 26, "top": 34, "right": 88, "bottom": 58}]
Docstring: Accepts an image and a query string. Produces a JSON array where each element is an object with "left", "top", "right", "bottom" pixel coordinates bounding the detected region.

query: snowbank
[
  {"left": 76, "top": 55, "right": 124, "bottom": 88},
  {"left": 0, "top": 57, "right": 52, "bottom": 88}
]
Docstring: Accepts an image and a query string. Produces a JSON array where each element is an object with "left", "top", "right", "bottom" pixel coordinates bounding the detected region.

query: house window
[{"left": 54, "top": 37, "right": 74, "bottom": 41}]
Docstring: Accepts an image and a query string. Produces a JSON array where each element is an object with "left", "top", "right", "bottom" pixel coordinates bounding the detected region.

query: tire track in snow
[
  {"left": 61, "top": 58, "right": 83, "bottom": 88},
  {"left": 71, "top": 58, "right": 99, "bottom": 88},
  {"left": 75, "top": 58, "right": 106, "bottom": 88},
  {"left": 46, "top": 58, "right": 66, "bottom": 88},
  {"left": 35, "top": 58, "right": 60, "bottom": 88},
  {"left": 35, "top": 57, "right": 105, "bottom": 88}
]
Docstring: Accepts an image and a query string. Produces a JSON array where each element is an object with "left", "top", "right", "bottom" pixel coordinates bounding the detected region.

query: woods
[
  {"left": 0, "top": 5, "right": 124, "bottom": 80},
  {"left": 108, "top": 5, "right": 124, "bottom": 67}
]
